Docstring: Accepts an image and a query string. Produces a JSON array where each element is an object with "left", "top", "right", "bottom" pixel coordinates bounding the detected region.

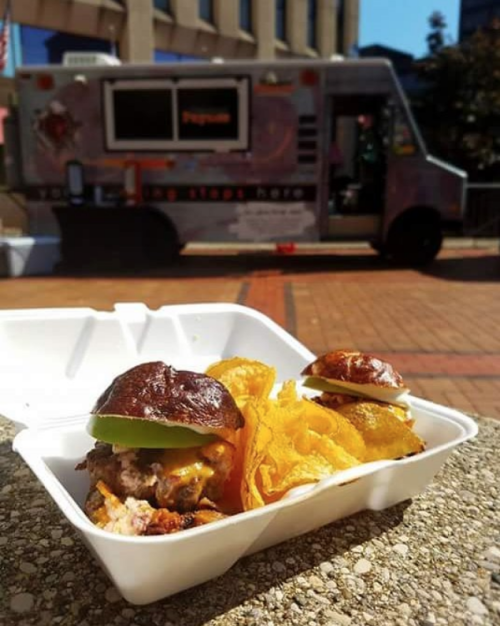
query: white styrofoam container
[
  {"left": 0, "top": 303, "right": 478, "bottom": 605},
  {"left": 0, "top": 236, "right": 60, "bottom": 277}
]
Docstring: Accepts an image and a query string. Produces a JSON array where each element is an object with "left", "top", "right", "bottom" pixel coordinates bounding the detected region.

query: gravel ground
[{"left": 1, "top": 415, "right": 499, "bottom": 626}]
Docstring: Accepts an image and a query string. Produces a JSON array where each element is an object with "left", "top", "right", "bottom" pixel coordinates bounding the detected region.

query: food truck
[{"left": 3, "top": 54, "right": 467, "bottom": 267}]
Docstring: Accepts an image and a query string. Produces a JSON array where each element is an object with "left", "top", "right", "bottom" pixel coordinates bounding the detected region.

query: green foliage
[
  {"left": 414, "top": 19, "right": 500, "bottom": 181},
  {"left": 426, "top": 11, "right": 447, "bottom": 55}
]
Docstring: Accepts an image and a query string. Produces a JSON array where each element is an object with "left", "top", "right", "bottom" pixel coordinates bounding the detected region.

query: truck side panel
[{"left": 17, "top": 64, "right": 323, "bottom": 243}]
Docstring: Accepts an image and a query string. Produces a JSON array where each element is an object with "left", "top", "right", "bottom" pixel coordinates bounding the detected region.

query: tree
[
  {"left": 414, "top": 18, "right": 500, "bottom": 181},
  {"left": 426, "top": 11, "right": 447, "bottom": 55}
]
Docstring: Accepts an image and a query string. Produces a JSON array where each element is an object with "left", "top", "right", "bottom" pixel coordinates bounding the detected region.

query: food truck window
[
  {"left": 392, "top": 107, "right": 418, "bottom": 156},
  {"left": 177, "top": 88, "right": 239, "bottom": 141},
  {"left": 104, "top": 77, "right": 248, "bottom": 151},
  {"left": 174, "top": 77, "right": 249, "bottom": 150},
  {"left": 104, "top": 79, "right": 175, "bottom": 150},
  {"left": 113, "top": 89, "right": 173, "bottom": 140}
]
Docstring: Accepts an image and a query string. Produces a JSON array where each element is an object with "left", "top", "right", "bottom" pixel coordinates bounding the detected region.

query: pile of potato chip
[{"left": 206, "top": 357, "right": 424, "bottom": 512}]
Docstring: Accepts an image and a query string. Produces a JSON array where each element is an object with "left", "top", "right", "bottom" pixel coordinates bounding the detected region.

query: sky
[{"left": 359, "top": 0, "right": 461, "bottom": 58}]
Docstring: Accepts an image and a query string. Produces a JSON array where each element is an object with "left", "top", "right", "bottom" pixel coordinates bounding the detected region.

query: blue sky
[{"left": 359, "top": 0, "right": 461, "bottom": 58}]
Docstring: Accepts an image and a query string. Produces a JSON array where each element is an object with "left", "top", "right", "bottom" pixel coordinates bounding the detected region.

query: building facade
[
  {"left": 460, "top": 0, "right": 500, "bottom": 40},
  {"left": 0, "top": 0, "right": 359, "bottom": 65},
  {"left": 0, "top": 0, "right": 359, "bottom": 107}
]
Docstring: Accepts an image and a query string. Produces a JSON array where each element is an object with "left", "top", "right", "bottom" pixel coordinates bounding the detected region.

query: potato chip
[
  {"left": 240, "top": 401, "right": 273, "bottom": 509},
  {"left": 205, "top": 358, "right": 276, "bottom": 512},
  {"left": 336, "top": 401, "right": 425, "bottom": 462},
  {"left": 208, "top": 358, "right": 424, "bottom": 512},
  {"left": 206, "top": 357, "right": 276, "bottom": 408},
  {"left": 240, "top": 382, "right": 365, "bottom": 510}
]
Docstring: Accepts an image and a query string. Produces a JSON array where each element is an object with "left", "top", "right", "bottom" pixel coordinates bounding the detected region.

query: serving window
[
  {"left": 113, "top": 89, "right": 174, "bottom": 141},
  {"left": 104, "top": 77, "right": 249, "bottom": 151}
]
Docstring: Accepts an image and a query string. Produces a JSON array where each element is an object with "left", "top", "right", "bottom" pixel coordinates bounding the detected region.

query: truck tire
[{"left": 383, "top": 209, "right": 443, "bottom": 266}]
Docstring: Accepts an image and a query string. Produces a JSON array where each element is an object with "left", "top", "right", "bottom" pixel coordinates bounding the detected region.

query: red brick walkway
[
  {"left": 1, "top": 244, "right": 499, "bottom": 418},
  {"left": 242, "top": 247, "right": 500, "bottom": 418}
]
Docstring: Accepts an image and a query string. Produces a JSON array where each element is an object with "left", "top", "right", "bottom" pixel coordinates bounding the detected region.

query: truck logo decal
[
  {"left": 33, "top": 100, "right": 81, "bottom": 153},
  {"left": 181, "top": 111, "right": 231, "bottom": 126}
]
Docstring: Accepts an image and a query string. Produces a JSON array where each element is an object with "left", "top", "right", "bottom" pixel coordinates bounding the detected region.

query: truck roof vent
[{"left": 62, "top": 52, "right": 121, "bottom": 67}]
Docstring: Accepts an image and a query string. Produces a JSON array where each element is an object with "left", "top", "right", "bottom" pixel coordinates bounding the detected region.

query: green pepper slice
[{"left": 87, "top": 414, "right": 218, "bottom": 449}]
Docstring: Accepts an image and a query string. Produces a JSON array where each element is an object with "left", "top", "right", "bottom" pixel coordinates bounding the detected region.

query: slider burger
[
  {"left": 301, "top": 350, "right": 425, "bottom": 461},
  {"left": 77, "top": 361, "right": 244, "bottom": 536}
]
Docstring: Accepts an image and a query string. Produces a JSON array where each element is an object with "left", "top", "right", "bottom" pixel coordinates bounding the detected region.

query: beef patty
[{"left": 77, "top": 439, "right": 234, "bottom": 515}]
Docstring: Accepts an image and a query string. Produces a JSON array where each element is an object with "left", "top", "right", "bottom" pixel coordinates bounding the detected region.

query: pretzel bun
[
  {"left": 302, "top": 350, "right": 407, "bottom": 389},
  {"left": 301, "top": 350, "right": 409, "bottom": 405},
  {"left": 93, "top": 361, "right": 244, "bottom": 434}
]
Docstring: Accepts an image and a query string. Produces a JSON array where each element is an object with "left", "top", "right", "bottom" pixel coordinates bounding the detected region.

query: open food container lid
[{"left": 0, "top": 302, "right": 315, "bottom": 431}]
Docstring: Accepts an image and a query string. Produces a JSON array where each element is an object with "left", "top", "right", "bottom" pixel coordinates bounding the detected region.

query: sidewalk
[{"left": 186, "top": 236, "right": 500, "bottom": 251}]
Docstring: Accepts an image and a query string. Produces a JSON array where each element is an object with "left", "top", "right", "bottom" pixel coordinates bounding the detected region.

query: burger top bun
[
  {"left": 302, "top": 350, "right": 407, "bottom": 390},
  {"left": 301, "top": 350, "right": 410, "bottom": 406},
  {"left": 93, "top": 361, "right": 244, "bottom": 433}
]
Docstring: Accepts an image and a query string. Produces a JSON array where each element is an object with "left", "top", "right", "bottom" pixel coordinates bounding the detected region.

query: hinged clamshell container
[{"left": 0, "top": 303, "right": 478, "bottom": 604}]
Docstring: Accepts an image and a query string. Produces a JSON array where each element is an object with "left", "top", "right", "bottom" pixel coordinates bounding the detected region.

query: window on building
[
  {"left": 199, "top": 0, "right": 214, "bottom": 23},
  {"left": 276, "top": 0, "right": 286, "bottom": 41},
  {"left": 240, "top": 0, "right": 252, "bottom": 32},
  {"left": 307, "top": 0, "right": 317, "bottom": 49},
  {"left": 21, "top": 26, "right": 112, "bottom": 65},
  {"left": 153, "top": 0, "right": 171, "bottom": 13},
  {"left": 155, "top": 50, "right": 203, "bottom": 62}
]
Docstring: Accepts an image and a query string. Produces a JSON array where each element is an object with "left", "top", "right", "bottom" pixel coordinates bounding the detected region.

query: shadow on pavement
[
  {"left": 422, "top": 254, "right": 500, "bottom": 282},
  {"left": 166, "top": 251, "right": 393, "bottom": 277},
  {"left": 53, "top": 249, "right": 500, "bottom": 281},
  {"left": 54, "top": 251, "right": 397, "bottom": 279}
]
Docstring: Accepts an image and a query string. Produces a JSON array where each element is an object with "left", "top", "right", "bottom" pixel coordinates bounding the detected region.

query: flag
[{"left": 0, "top": 0, "right": 11, "bottom": 74}]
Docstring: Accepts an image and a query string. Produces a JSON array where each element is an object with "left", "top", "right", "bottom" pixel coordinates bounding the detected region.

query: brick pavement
[{"left": 0, "top": 244, "right": 499, "bottom": 418}]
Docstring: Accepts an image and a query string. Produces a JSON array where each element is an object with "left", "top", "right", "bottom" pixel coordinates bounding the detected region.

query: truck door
[{"left": 327, "top": 94, "right": 390, "bottom": 218}]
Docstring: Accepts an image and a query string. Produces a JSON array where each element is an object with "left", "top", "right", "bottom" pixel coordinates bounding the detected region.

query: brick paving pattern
[{"left": 1, "top": 244, "right": 499, "bottom": 418}]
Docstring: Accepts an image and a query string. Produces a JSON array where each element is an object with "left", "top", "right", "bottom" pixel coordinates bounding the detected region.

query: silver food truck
[{"left": 3, "top": 53, "right": 467, "bottom": 267}]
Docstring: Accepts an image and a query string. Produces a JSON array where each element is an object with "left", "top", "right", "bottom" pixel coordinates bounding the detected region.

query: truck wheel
[{"left": 383, "top": 209, "right": 443, "bottom": 266}]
